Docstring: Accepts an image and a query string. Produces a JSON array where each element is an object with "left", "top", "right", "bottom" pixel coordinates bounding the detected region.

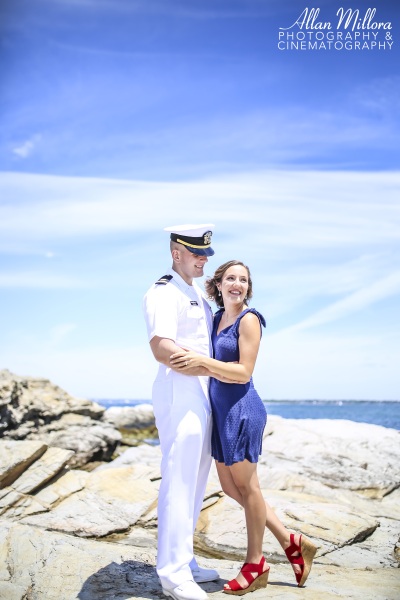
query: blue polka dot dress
[{"left": 210, "top": 308, "right": 267, "bottom": 466}]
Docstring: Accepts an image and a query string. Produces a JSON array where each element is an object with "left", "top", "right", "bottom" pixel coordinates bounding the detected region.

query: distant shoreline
[
  {"left": 93, "top": 398, "right": 400, "bottom": 404},
  {"left": 95, "top": 399, "right": 400, "bottom": 431}
]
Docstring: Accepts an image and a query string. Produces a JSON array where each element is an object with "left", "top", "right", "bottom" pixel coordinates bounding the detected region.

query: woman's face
[{"left": 219, "top": 264, "right": 249, "bottom": 307}]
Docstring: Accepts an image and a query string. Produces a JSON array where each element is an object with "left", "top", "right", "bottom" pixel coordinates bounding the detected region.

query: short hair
[
  {"left": 205, "top": 260, "right": 253, "bottom": 308},
  {"left": 170, "top": 240, "right": 183, "bottom": 254}
]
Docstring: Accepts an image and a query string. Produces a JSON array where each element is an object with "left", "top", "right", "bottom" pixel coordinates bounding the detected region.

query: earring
[{"left": 218, "top": 290, "right": 221, "bottom": 297}]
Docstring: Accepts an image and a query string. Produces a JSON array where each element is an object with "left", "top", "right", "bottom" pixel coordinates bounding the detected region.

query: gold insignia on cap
[{"left": 203, "top": 231, "right": 212, "bottom": 245}]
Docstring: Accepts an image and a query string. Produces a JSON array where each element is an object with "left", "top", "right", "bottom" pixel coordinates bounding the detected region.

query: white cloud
[
  {"left": 0, "top": 271, "right": 85, "bottom": 288},
  {"left": 0, "top": 170, "right": 399, "bottom": 246},
  {"left": 12, "top": 135, "right": 42, "bottom": 159},
  {"left": 261, "top": 254, "right": 397, "bottom": 320},
  {"left": 284, "top": 271, "right": 400, "bottom": 333},
  {"left": 351, "top": 75, "right": 400, "bottom": 115}
]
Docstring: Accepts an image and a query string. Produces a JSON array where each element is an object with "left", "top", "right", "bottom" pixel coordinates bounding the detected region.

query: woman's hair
[{"left": 205, "top": 260, "right": 253, "bottom": 308}]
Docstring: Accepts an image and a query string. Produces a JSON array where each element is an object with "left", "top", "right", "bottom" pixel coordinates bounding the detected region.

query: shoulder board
[{"left": 155, "top": 274, "right": 173, "bottom": 285}]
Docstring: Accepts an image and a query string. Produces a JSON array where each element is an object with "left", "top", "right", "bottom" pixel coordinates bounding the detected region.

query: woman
[{"left": 170, "top": 260, "right": 316, "bottom": 595}]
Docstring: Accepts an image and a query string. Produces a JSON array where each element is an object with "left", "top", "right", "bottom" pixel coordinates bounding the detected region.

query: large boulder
[
  {"left": 0, "top": 370, "right": 121, "bottom": 467},
  {"left": 261, "top": 416, "right": 400, "bottom": 499},
  {"left": 0, "top": 369, "right": 104, "bottom": 431},
  {"left": 104, "top": 404, "right": 155, "bottom": 430},
  {"left": 21, "top": 466, "right": 159, "bottom": 538}
]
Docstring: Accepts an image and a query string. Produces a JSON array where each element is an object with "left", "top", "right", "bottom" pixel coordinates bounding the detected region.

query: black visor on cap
[{"left": 185, "top": 246, "right": 215, "bottom": 257}]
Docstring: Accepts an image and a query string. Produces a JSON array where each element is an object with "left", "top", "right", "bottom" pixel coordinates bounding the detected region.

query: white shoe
[
  {"left": 191, "top": 566, "right": 219, "bottom": 583},
  {"left": 162, "top": 579, "right": 208, "bottom": 600}
]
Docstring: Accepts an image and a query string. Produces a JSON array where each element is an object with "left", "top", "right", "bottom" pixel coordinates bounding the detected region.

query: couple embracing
[{"left": 143, "top": 224, "right": 316, "bottom": 600}]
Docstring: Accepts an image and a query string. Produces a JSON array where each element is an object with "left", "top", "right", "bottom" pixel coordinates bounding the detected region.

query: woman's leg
[
  {"left": 229, "top": 460, "right": 266, "bottom": 562},
  {"left": 216, "top": 460, "right": 302, "bottom": 578},
  {"left": 216, "top": 460, "right": 243, "bottom": 504},
  {"left": 217, "top": 460, "right": 268, "bottom": 590}
]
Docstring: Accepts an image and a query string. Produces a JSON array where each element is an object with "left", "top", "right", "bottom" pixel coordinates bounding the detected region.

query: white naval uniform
[{"left": 143, "top": 267, "right": 214, "bottom": 589}]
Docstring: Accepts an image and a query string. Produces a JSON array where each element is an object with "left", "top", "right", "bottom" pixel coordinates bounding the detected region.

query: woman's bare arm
[{"left": 170, "top": 313, "right": 262, "bottom": 383}]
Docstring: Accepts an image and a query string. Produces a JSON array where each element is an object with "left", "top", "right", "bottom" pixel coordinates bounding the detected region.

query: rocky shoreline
[{"left": 0, "top": 369, "right": 399, "bottom": 599}]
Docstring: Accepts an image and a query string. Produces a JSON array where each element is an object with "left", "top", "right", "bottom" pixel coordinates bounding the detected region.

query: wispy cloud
[
  {"left": 12, "top": 134, "right": 42, "bottom": 158},
  {"left": 1, "top": 170, "right": 399, "bottom": 252},
  {"left": 282, "top": 272, "right": 400, "bottom": 333},
  {"left": 49, "top": 0, "right": 279, "bottom": 19},
  {"left": 262, "top": 254, "right": 398, "bottom": 320},
  {"left": 350, "top": 75, "right": 400, "bottom": 115},
  {"left": 0, "top": 271, "right": 85, "bottom": 288}
]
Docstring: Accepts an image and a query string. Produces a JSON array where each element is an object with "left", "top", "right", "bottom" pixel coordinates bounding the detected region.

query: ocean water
[
  {"left": 266, "top": 400, "right": 400, "bottom": 430},
  {"left": 96, "top": 399, "right": 400, "bottom": 431}
]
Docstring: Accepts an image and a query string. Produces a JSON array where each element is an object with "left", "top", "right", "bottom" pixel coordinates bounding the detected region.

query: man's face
[{"left": 175, "top": 247, "right": 208, "bottom": 283}]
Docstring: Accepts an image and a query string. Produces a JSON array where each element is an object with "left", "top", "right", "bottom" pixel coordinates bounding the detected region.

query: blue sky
[{"left": 0, "top": 0, "right": 399, "bottom": 400}]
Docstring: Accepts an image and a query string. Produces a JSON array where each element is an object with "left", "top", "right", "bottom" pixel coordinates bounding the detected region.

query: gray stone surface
[
  {"left": 0, "top": 522, "right": 399, "bottom": 600},
  {"left": 104, "top": 404, "right": 155, "bottom": 429},
  {"left": 0, "top": 440, "right": 47, "bottom": 488},
  {"left": 21, "top": 465, "right": 159, "bottom": 537},
  {"left": 261, "top": 417, "right": 400, "bottom": 498},
  {"left": 0, "top": 370, "right": 121, "bottom": 466},
  {"left": 0, "top": 390, "right": 399, "bottom": 600},
  {"left": 11, "top": 446, "right": 74, "bottom": 494}
]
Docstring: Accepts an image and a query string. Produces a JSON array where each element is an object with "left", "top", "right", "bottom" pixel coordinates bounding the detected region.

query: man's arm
[
  {"left": 149, "top": 336, "right": 182, "bottom": 365},
  {"left": 150, "top": 336, "right": 207, "bottom": 376}
]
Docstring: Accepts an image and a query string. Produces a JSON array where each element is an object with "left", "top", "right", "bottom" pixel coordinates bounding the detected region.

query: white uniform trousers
[{"left": 152, "top": 370, "right": 212, "bottom": 589}]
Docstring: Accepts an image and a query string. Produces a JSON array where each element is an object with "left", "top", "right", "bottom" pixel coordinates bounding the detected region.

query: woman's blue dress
[{"left": 210, "top": 308, "right": 267, "bottom": 466}]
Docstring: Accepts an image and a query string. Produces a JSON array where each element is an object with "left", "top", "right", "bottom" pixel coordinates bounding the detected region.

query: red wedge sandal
[
  {"left": 284, "top": 533, "right": 317, "bottom": 587},
  {"left": 223, "top": 555, "right": 270, "bottom": 596}
]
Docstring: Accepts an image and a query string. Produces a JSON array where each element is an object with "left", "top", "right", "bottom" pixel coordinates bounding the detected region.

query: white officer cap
[{"left": 164, "top": 223, "right": 215, "bottom": 256}]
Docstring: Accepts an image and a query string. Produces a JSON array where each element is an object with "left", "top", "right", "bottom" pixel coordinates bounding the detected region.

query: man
[{"left": 143, "top": 224, "right": 219, "bottom": 600}]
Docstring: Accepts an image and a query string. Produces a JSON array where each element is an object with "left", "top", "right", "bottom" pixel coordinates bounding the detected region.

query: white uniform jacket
[{"left": 143, "top": 267, "right": 213, "bottom": 404}]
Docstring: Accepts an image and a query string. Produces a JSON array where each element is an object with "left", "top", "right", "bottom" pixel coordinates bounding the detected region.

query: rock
[
  {"left": 0, "top": 370, "right": 121, "bottom": 467},
  {"left": 0, "top": 521, "right": 157, "bottom": 600},
  {"left": 0, "top": 404, "right": 399, "bottom": 599},
  {"left": 22, "top": 490, "right": 137, "bottom": 537},
  {"left": 34, "top": 469, "right": 90, "bottom": 507},
  {"left": 104, "top": 404, "right": 158, "bottom": 447},
  {"left": 0, "top": 487, "right": 48, "bottom": 519},
  {"left": 0, "top": 521, "right": 399, "bottom": 600},
  {"left": 104, "top": 404, "right": 155, "bottom": 429},
  {"left": 194, "top": 490, "right": 378, "bottom": 563},
  {"left": 10, "top": 446, "right": 74, "bottom": 494},
  {"left": 262, "top": 416, "right": 400, "bottom": 499},
  {"left": 0, "top": 440, "right": 47, "bottom": 488},
  {"left": 0, "top": 369, "right": 104, "bottom": 433},
  {"left": 95, "top": 445, "right": 161, "bottom": 480},
  {"left": 100, "top": 443, "right": 162, "bottom": 469},
  {"left": 105, "top": 524, "right": 158, "bottom": 549},
  {"left": 317, "top": 516, "right": 400, "bottom": 569},
  {"left": 28, "top": 413, "right": 122, "bottom": 467},
  {"left": 21, "top": 466, "right": 159, "bottom": 537}
]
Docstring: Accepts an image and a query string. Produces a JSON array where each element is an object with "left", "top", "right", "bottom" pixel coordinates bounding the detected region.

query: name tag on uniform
[{"left": 190, "top": 301, "right": 199, "bottom": 306}]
